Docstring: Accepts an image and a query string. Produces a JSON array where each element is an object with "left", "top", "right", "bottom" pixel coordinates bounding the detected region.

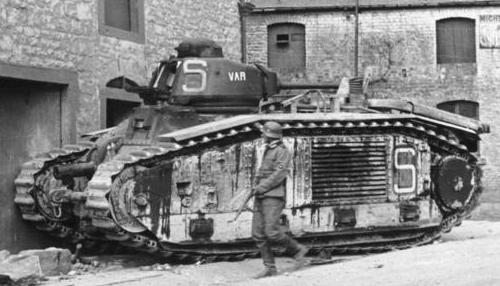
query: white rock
[{"left": 0, "top": 254, "right": 42, "bottom": 281}]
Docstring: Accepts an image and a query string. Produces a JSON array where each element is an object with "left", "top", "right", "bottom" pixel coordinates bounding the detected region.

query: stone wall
[
  {"left": 0, "top": 0, "right": 241, "bottom": 251},
  {"left": 245, "top": 7, "right": 500, "bottom": 218},
  {"left": 0, "top": 0, "right": 241, "bottom": 134}
]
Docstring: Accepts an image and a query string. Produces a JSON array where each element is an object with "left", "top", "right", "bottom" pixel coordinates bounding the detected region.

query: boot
[
  {"left": 292, "top": 244, "right": 309, "bottom": 270},
  {"left": 280, "top": 236, "right": 309, "bottom": 270},
  {"left": 254, "top": 265, "right": 278, "bottom": 279}
]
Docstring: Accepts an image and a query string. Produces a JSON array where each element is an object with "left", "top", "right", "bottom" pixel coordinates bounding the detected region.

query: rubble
[
  {"left": 139, "top": 263, "right": 172, "bottom": 271},
  {"left": 0, "top": 247, "right": 71, "bottom": 282},
  {"left": 0, "top": 252, "right": 41, "bottom": 282},
  {"left": 19, "top": 248, "right": 71, "bottom": 276}
]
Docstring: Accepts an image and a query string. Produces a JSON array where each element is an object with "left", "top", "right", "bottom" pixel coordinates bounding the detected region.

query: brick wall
[
  {"left": 245, "top": 7, "right": 500, "bottom": 219},
  {"left": 0, "top": 0, "right": 241, "bottom": 134}
]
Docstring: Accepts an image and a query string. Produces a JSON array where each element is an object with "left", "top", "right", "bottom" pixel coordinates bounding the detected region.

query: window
[
  {"left": 98, "top": 0, "right": 145, "bottom": 43},
  {"left": 267, "top": 23, "right": 305, "bottom": 72},
  {"left": 105, "top": 98, "right": 140, "bottom": 127},
  {"left": 276, "top": 34, "right": 290, "bottom": 46},
  {"left": 436, "top": 18, "right": 476, "bottom": 64},
  {"left": 100, "top": 86, "right": 142, "bottom": 128},
  {"left": 436, "top": 100, "right": 479, "bottom": 119}
]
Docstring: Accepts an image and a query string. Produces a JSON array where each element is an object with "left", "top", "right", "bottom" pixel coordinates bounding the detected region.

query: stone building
[
  {"left": 0, "top": 0, "right": 241, "bottom": 252},
  {"left": 241, "top": 0, "right": 500, "bottom": 219}
]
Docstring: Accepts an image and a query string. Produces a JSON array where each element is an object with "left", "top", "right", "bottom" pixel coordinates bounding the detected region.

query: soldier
[{"left": 252, "top": 121, "right": 308, "bottom": 278}]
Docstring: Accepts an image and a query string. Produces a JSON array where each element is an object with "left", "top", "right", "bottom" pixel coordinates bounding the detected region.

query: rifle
[{"left": 228, "top": 189, "right": 254, "bottom": 223}]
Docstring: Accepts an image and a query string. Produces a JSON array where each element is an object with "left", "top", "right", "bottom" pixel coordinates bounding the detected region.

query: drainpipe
[
  {"left": 354, "top": 0, "right": 359, "bottom": 76},
  {"left": 238, "top": 1, "right": 254, "bottom": 63}
]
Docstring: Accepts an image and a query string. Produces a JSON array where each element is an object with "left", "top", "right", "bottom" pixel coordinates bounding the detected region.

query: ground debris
[
  {"left": 139, "top": 263, "right": 172, "bottom": 271},
  {"left": 63, "top": 254, "right": 171, "bottom": 277},
  {"left": 1, "top": 275, "right": 47, "bottom": 286}
]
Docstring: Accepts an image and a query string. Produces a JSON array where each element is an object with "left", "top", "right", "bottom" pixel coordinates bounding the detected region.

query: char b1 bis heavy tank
[{"left": 14, "top": 39, "right": 489, "bottom": 261}]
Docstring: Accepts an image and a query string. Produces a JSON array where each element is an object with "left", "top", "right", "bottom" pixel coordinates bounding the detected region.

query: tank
[{"left": 14, "top": 39, "right": 489, "bottom": 260}]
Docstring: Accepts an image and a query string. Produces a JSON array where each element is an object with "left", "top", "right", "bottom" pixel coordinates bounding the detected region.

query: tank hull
[{"left": 75, "top": 112, "right": 482, "bottom": 260}]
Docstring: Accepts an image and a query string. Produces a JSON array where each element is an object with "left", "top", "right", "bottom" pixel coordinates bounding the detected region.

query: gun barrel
[
  {"left": 279, "top": 82, "right": 339, "bottom": 90},
  {"left": 54, "top": 162, "right": 97, "bottom": 179}
]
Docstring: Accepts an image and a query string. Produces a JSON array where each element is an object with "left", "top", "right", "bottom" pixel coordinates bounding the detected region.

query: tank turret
[{"left": 113, "top": 38, "right": 342, "bottom": 113}]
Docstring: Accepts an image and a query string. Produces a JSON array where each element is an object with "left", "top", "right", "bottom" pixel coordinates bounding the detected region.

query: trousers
[{"left": 251, "top": 197, "right": 303, "bottom": 267}]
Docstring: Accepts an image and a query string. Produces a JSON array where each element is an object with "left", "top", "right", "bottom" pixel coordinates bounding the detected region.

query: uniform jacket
[{"left": 254, "top": 140, "right": 292, "bottom": 198}]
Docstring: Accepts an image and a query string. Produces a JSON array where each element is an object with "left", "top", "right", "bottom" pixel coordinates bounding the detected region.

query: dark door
[
  {"left": 0, "top": 79, "right": 63, "bottom": 252},
  {"left": 268, "top": 23, "right": 306, "bottom": 74}
]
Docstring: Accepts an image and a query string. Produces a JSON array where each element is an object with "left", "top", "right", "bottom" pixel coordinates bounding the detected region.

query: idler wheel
[
  {"left": 33, "top": 168, "right": 73, "bottom": 221},
  {"left": 435, "top": 156, "right": 476, "bottom": 212}
]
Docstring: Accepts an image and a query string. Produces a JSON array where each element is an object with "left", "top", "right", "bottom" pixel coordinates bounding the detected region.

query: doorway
[{"left": 0, "top": 78, "right": 65, "bottom": 252}]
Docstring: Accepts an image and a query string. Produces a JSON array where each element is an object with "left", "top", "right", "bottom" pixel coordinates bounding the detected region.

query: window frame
[
  {"left": 276, "top": 34, "right": 290, "bottom": 46},
  {"left": 436, "top": 100, "right": 479, "bottom": 120},
  {"left": 98, "top": 0, "right": 145, "bottom": 44},
  {"left": 100, "top": 87, "right": 142, "bottom": 128},
  {"left": 436, "top": 17, "right": 476, "bottom": 64}
]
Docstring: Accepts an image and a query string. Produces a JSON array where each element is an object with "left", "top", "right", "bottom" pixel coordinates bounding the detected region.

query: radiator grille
[{"left": 311, "top": 137, "right": 388, "bottom": 202}]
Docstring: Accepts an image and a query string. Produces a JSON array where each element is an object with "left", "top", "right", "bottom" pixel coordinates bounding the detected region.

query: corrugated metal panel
[{"left": 311, "top": 136, "right": 389, "bottom": 202}]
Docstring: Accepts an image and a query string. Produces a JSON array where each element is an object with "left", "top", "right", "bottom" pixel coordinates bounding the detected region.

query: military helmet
[{"left": 261, "top": 121, "right": 283, "bottom": 139}]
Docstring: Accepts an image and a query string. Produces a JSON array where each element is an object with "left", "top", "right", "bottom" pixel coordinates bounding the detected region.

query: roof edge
[{"left": 248, "top": 1, "right": 500, "bottom": 14}]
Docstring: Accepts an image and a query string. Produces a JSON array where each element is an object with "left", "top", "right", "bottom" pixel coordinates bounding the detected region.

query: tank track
[
  {"left": 84, "top": 118, "right": 481, "bottom": 261},
  {"left": 14, "top": 142, "right": 96, "bottom": 241}
]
